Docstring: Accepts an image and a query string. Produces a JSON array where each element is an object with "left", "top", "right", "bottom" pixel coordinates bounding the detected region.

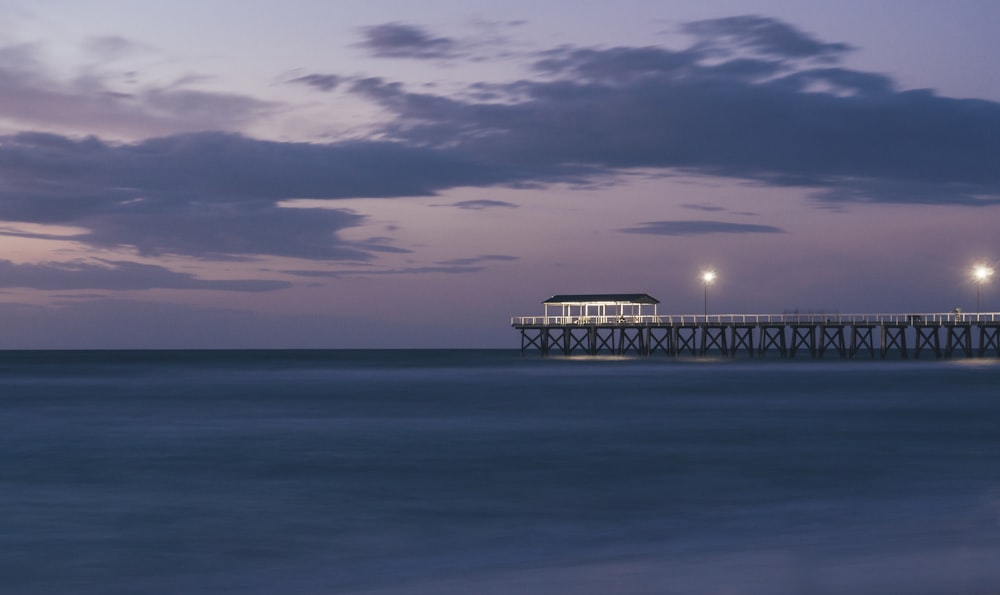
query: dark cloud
[
  {"left": 681, "top": 203, "right": 726, "bottom": 212},
  {"left": 436, "top": 254, "right": 518, "bottom": 266},
  {"left": 282, "top": 254, "right": 515, "bottom": 278},
  {"left": 449, "top": 199, "right": 518, "bottom": 210},
  {"left": 286, "top": 264, "right": 487, "bottom": 278},
  {"left": 621, "top": 220, "right": 785, "bottom": 235},
  {"left": 348, "top": 16, "right": 1000, "bottom": 206},
  {"left": 0, "top": 131, "right": 554, "bottom": 259},
  {"left": 289, "top": 73, "right": 342, "bottom": 91},
  {"left": 2, "top": 14, "right": 998, "bottom": 273},
  {"left": 682, "top": 15, "right": 852, "bottom": 60},
  {"left": 534, "top": 46, "right": 706, "bottom": 82},
  {"left": 0, "top": 259, "right": 290, "bottom": 291},
  {"left": 359, "top": 23, "right": 460, "bottom": 59}
]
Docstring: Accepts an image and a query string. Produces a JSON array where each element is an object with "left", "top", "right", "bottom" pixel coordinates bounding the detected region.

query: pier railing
[{"left": 511, "top": 312, "right": 1000, "bottom": 327}]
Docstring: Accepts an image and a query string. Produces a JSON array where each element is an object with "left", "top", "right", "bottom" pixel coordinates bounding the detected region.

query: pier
[{"left": 512, "top": 294, "right": 1000, "bottom": 358}]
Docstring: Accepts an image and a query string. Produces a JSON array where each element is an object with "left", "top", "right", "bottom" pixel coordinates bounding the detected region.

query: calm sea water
[{"left": 2, "top": 350, "right": 1000, "bottom": 594}]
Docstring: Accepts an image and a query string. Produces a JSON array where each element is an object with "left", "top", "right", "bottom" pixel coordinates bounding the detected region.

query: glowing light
[
  {"left": 972, "top": 263, "right": 994, "bottom": 316},
  {"left": 701, "top": 270, "right": 716, "bottom": 317},
  {"left": 973, "top": 264, "right": 994, "bottom": 283}
]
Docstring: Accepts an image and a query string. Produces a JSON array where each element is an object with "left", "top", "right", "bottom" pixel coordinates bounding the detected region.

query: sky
[{"left": 0, "top": 0, "right": 999, "bottom": 348}]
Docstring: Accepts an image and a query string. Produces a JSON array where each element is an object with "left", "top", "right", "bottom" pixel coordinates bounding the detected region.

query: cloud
[
  {"left": 681, "top": 203, "right": 726, "bottom": 212},
  {"left": 83, "top": 35, "right": 153, "bottom": 60},
  {"left": 0, "top": 131, "right": 556, "bottom": 260},
  {"left": 286, "top": 264, "right": 486, "bottom": 278},
  {"left": 359, "top": 23, "right": 460, "bottom": 59},
  {"left": 283, "top": 255, "right": 517, "bottom": 278},
  {"left": 0, "top": 259, "right": 290, "bottom": 291},
  {"left": 621, "top": 220, "right": 785, "bottom": 235},
  {"left": 0, "top": 42, "right": 276, "bottom": 139},
  {"left": 2, "top": 13, "right": 998, "bottom": 272},
  {"left": 681, "top": 15, "right": 852, "bottom": 60},
  {"left": 348, "top": 16, "right": 1000, "bottom": 206},
  {"left": 449, "top": 199, "right": 519, "bottom": 210},
  {"left": 436, "top": 254, "right": 518, "bottom": 266},
  {"left": 289, "top": 73, "right": 342, "bottom": 91}
]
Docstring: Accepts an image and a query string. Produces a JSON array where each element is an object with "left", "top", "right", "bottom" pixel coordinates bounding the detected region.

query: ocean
[{"left": 2, "top": 350, "right": 1000, "bottom": 594}]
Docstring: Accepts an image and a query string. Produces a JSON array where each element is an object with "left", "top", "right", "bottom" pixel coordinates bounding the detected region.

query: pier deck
[{"left": 511, "top": 312, "right": 1000, "bottom": 358}]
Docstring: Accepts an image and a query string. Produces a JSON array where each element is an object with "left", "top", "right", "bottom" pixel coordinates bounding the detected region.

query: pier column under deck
[
  {"left": 730, "top": 326, "right": 755, "bottom": 358},
  {"left": 979, "top": 323, "right": 1000, "bottom": 357},
  {"left": 648, "top": 327, "right": 673, "bottom": 356},
  {"left": 819, "top": 324, "right": 847, "bottom": 358},
  {"left": 519, "top": 328, "right": 543, "bottom": 356},
  {"left": 945, "top": 324, "right": 972, "bottom": 358},
  {"left": 699, "top": 325, "right": 728, "bottom": 356},
  {"left": 618, "top": 327, "right": 645, "bottom": 356},
  {"left": 539, "top": 327, "right": 552, "bottom": 356},
  {"left": 881, "top": 324, "right": 908, "bottom": 359},
  {"left": 594, "top": 327, "right": 616, "bottom": 354},
  {"left": 675, "top": 326, "right": 698, "bottom": 356},
  {"left": 789, "top": 325, "right": 817, "bottom": 358},
  {"left": 758, "top": 325, "right": 787, "bottom": 358},
  {"left": 563, "top": 327, "right": 591, "bottom": 355},
  {"left": 850, "top": 325, "right": 876, "bottom": 359},
  {"left": 913, "top": 325, "right": 941, "bottom": 359}
]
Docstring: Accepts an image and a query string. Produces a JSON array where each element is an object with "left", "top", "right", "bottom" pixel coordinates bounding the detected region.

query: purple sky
[{"left": 0, "top": 0, "right": 999, "bottom": 348}]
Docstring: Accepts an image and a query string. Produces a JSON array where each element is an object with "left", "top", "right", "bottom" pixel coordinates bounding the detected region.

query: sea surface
[{"left": 3, "top": 349, "right": 1000, "bottom": 594}]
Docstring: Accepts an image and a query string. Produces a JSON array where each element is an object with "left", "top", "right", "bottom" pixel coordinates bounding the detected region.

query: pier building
[{"left": 512, "top": 293, "right": 1000, "bottom": 358}]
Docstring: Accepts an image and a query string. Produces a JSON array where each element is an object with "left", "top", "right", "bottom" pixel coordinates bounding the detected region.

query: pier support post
[
  {"left": 563, "top": 327, "right": 590, "bottom": 355},
  {"left": 881, "top": 325, "right": 908, "bottom": 359},
  {"left": 675, "top": 326, "right": 698, "bottom": 356},
  {"left": 945, "top": 324, "right": 972, "bottom": 358},
  {"left": 789, "top": 325, "right": 817, "bottom": 358},
  {"left": 913, "top": 325, "right": 941, "bottom": 359},
  {"left": 699, "top": 325, "right": 728, "bottom": 356},
  {"left": 819, "top": 324, "right": 847, "bottom": 358},
  {"left": 618, "top": 327, "right": 645, "bottom": 356},
  {"left": 648, "top": 327, "right": 673, "bottom": 356},
  {"left": 758, "top": 325, "right": 787, "bottom": 358},
  {"left": 594, "top": 328, "right": 615, "bottom": 354},
  {"left": 979, "top": 324, "right": 1000, "bottom": 357},
  {"left": 730, "top": 326, "right": 754, "bottom": 358},
  {"left": 850, "top": 325, "right": 876, "bottom": 359},
  {"left": 520, "top": 328, "right": 543, "bottom": 356}
]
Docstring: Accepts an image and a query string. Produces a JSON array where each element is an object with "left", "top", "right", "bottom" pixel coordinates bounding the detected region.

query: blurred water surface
[{"left": 2, "top": 350, "right": 1000, "bottom": 594}]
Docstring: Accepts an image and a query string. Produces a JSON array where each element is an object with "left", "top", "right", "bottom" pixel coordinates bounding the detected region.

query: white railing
[{"left": 510, "top": 312, "right": 1000, "bottom": 326}]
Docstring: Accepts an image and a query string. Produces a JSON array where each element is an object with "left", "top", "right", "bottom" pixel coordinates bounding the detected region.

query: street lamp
[
  {"left": 973, "top": 264, "right": 994, "bottom": 317},
  {"left": 701, "top": 270, "right": 716, "bottom": 317}
]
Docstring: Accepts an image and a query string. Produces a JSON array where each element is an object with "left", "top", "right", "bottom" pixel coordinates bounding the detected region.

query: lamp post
[
  {"left": 973, "top": 264, "right": 994, "bottom": 318},
  {"left": 701, "top": 270, "right": 716, "bottom": 318}
]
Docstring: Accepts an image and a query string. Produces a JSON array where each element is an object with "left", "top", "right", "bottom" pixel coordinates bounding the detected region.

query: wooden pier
[{"left": 512, "top": 294, "right": 1000, "bottom": 358}]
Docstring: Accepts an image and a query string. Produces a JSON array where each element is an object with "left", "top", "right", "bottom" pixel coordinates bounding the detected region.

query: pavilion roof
[{"left": 543, "top": 293, "right": 659, "bottom": 305}]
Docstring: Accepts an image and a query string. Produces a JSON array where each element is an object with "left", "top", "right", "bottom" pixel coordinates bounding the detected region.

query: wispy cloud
[
  {"left": 436, "top": 254, "right": 518, "bottom": 266},
  {"left": 358, "top": 23, "right": 461, "bottom": 59},
  {"left": 621, "top": 220, "right": 785, "bottom": 235},
  {"left": 681, "top": 15, "right": 852, "bottom": 60},
  {"left": 289, "top": 73, "right": 342, "bottom": 91},
  {"left": 0, "top": 42, "right": 276, "bottom": 139},
  {"left": 0, "top": 259, "right": 290, "bottom": 291},
  {"left": 449, "top": 199, "right": 519, "bottom": 210}
]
